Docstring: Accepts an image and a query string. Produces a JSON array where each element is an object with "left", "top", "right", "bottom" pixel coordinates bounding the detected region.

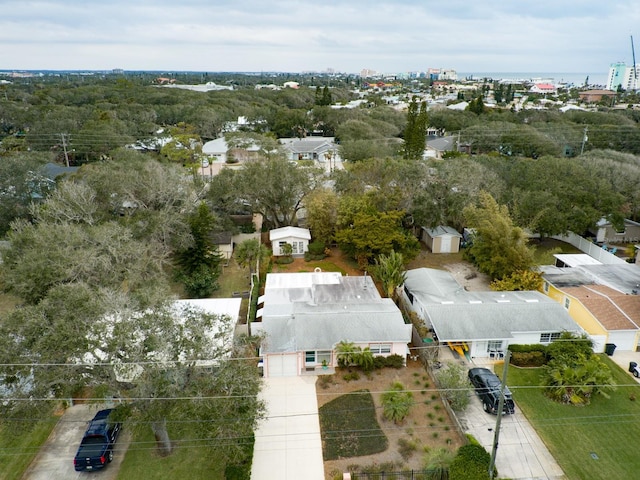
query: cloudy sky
[{"left": 2, "top": 0, "right": 640, "bottom": 77}]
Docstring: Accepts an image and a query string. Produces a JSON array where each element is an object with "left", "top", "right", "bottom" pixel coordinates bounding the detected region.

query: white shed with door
[{"left": 269, "top": 226, "right": 311, "bottom": 257}]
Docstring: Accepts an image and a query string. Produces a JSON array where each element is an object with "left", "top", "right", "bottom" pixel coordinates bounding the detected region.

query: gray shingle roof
[
  {"left": 261, "top": 299, "right": 411, "bottom": 352},
  {"left": 404, "top": 268, "right": 580, "bottom": 342}
]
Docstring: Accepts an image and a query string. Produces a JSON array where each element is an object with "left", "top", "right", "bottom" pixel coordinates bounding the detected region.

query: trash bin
[{"left": 605, "top": 343, "right": 617, "bottom": 356}]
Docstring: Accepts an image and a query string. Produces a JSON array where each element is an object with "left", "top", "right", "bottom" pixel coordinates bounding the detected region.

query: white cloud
[{"left": 1, "top": 0, "right": 640, "bottom": 77}]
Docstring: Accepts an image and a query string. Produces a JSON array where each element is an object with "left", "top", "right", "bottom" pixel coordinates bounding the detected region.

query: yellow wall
[{"left": 542, "top": 282, "right": 607, "bottom": 336}]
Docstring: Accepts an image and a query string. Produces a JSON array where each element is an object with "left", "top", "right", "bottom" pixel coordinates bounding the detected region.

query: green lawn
[
  {"left": 293, "top": 259, "right": 347, "bottom": 274},
  {"left": 507, "top": 357, "right": 640, "bottom": 480},
  {"left": 0, "top": 416, "right": 59, "bottom": 480},
  {"left": 117, "top": 428, "right": 227, "bottom": 479},
  {"left": 319, "top": 389, "right": 387, "bottom": 460},
  {"left": 531, "top": 238, "right": 582, "bottom": 265}
]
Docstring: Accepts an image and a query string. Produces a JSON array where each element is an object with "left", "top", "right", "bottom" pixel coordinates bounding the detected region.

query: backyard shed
[{"left": 421, "top": 226, "right": 462, "bottom": 253}]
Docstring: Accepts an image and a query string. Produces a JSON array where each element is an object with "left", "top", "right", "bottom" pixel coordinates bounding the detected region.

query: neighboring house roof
[
  {"left": 576, "top": 264, "right": 640, "bottom": 295},
  {"left": 210, "top": 231, "right": 233, "bottom": 245},
  {"left": 447, "top": 101, "right": 468, "bottom": 111},
  {"left": 560, "top": 285, "right": 640, "bottom": 331},
  {"left": 553, "top": 254, "right": 602, "bottom": 267},
  {"left": 426, "top": 136, "right": 456, "bottom": 153},
  {"left": 262, "top": 299, "right": 411, "bottom": 353},
  {"left": 202, "top": 138, "right": 228, "bottom": 155},
  {"left": 541, "top": 260, "right": 640, "bottom": 295},
  {"left": 422, "top": 226, "right": 462, "bottom": 238},
  {"left": 404, "top": 268, "right": 580, "bottom": 342},
  {"left": 42, "top": 163, "right": 79, "bottom": 180},
  {"left": 596, "top": 217, "right": 640, "bottom": 228},
  {"left": 269, "top": 226, "right": 311, "bottom": 242},
  {"left": 424, "top": 300, "right": 577, "bottom": 342},
  {"left": 279, "top": 137, "right": 336, "bottom": 154}
]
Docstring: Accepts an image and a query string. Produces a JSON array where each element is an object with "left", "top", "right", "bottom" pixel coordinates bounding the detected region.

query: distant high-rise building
[{"left": 606, "top": 62, "right": 639, "bottom": 91}]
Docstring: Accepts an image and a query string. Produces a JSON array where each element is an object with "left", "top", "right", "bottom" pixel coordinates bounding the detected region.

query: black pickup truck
[{"left": 73, "top": 409, "right": 122, "bottom": 472}]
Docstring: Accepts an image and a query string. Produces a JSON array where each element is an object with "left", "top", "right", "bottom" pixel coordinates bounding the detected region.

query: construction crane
[{"left": 632, "top": 35, "right": 638, "bottom": 90}]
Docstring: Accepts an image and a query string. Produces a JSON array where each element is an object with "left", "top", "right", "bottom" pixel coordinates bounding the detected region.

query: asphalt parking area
[{"left": 22, "top": 404, "right": 129, "bottom": 480}]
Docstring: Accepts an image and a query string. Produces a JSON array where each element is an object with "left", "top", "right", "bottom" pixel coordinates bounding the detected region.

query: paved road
[{"left": 22, "top": 405, "right": 129, "bottom": 480}]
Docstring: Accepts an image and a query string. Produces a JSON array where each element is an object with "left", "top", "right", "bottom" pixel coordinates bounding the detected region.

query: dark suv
[
  {"left": 468, "top": 367, "right": 515, "bottom": 415},
  {"left": 73, "top": 409, "right": 122, "bottom": 471}
]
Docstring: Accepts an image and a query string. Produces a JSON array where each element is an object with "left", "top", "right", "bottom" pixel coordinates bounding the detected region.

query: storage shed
[{"left": 421, "top": 226, "right": 462, "bottom": 253}]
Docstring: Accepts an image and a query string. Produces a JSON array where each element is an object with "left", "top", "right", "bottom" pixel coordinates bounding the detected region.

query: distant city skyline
[{"left": 2, "top": 1, "right": 640, "bottom": 76}]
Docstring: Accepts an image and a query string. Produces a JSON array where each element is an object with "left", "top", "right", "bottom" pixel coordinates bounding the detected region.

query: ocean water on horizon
[{"left": 458, "top": 72, "right": 607, "bottom": 86}]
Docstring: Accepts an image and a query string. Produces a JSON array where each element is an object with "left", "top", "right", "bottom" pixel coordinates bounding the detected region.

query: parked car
[
  {"left": 629, "top": 361, "right": 640, "bottom": 377},
  {"left": 73, "top": 409, "right": 121, "bottom": 471},
  {"left": 468, "top": 367, "right": 516, "bottom": 415}
]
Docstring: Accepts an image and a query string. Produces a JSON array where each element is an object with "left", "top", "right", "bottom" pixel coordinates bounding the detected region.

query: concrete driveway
[
  {"left": 459, "top": 393, "right": 565, "bottom": 480},
  {"left": 251, "top": 376, "right": 324, "bottom": 480},
  {"left": 22, "top": 404, "right": 129, "bottom": 480}
]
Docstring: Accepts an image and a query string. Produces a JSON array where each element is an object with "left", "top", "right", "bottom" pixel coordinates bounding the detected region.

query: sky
[{"left": 2, "top": 0, "right": 640, "bottom": 77}]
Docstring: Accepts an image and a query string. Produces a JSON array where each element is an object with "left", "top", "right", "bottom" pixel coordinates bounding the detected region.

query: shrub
[
  {"left": 434, "top": 362, "right": 471, "bottom": 411},
  {"left": 308, "top": 240, "right": 326, "bottom": 256},
  {"left": 385, "top": 354, "right": 405, "bottom": 369},
  {"left": 343, "top": 371, "right": 361, "bottom": 382},
  {"left": 397, "top": 437, "right": 418, "bottom": 460},
  {"left": 449, "top": 444, "right": 492, "bottom": 480},
  {"left": 274, "top": 256, "right": 294, "bottom": 265},
  {"left": 511, "top": 351, "right": 546, "bottom": 367}
]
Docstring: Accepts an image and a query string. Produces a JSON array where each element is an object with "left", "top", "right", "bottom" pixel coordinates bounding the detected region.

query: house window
[
  {"left": 292, "top": 242, "right": 298, "bottom": 254},
  {"left": 404, "top": 285, "right": 414, "bottom": 304},
  {"left": 278, "top": 241, "right": 287, "bottom": 254},
  {"left": 370, "top": 343, "right": 392, "bottom": 354},
  {"left": 305, "top": 351, "right": 316, "bottom": 364},
  {"left": 299, "top": 242, "right": 305, "bottom": 253},
  {"left": 543, "top": 282, "right": 549, "bottom": 293},
  {"left": 487, "top": 340, "right": 503, "bottom": 352},
  {"left": 317, "top": 350, "right": 331, "bottom": 365},
  {"left": 564, "top": 297, "right": 570, "bottom": 309},
  {"left": 540, "top": 332, "right": 561, "bottom": 344}
]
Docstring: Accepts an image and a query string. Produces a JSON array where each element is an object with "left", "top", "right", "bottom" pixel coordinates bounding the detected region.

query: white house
[
  {"left": 279, "top": 137, "right": 341, "bottom": 172},
  {"left": 253, "top": 272, "right": 412, "bottom": 377},
  {"left": 269, "top": 226, "right": 311, "bottom": 257},
  {"left": 402, "top": 268, "right": 582, "bottom": 359}
]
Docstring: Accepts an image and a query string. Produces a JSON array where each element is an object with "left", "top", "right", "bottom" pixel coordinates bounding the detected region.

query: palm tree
[
  {"left": 381, "top": 382, "right": 414, "bottom": 424},
  {"left": 543, "top": 355, "right": 615, "bottom": 405},
  {"left": 357, "top": 347, "right": 375, "bottom": 372},
  {"left": 235, "top": 238, "right": 270, "bottom": 274},
  {"left": 335, "top": 341, "right": 360, "bottom": 368},
  {"left": 370, "top": 250, "right": 406, "bottom": 301}
]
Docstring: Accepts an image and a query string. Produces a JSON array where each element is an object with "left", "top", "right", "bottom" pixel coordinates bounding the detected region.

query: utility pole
[
  {"left": 60, "top": 133, "right": 70, "bottom": 167},
  {"left": 489, "top": 350, "right": 511, "bottom": 479},
  {"left": 580, "top": 126, "right": 588, "bottom": 155}
]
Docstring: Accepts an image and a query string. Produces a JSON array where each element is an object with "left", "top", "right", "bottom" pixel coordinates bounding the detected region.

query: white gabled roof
[{"left": 269, "top": 226, "right": 311, "bottom": 241}]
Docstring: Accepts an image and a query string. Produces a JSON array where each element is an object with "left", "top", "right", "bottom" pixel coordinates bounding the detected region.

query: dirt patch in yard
[{"left": 317, "top": 359, "right": 465, "bottom": 478}]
